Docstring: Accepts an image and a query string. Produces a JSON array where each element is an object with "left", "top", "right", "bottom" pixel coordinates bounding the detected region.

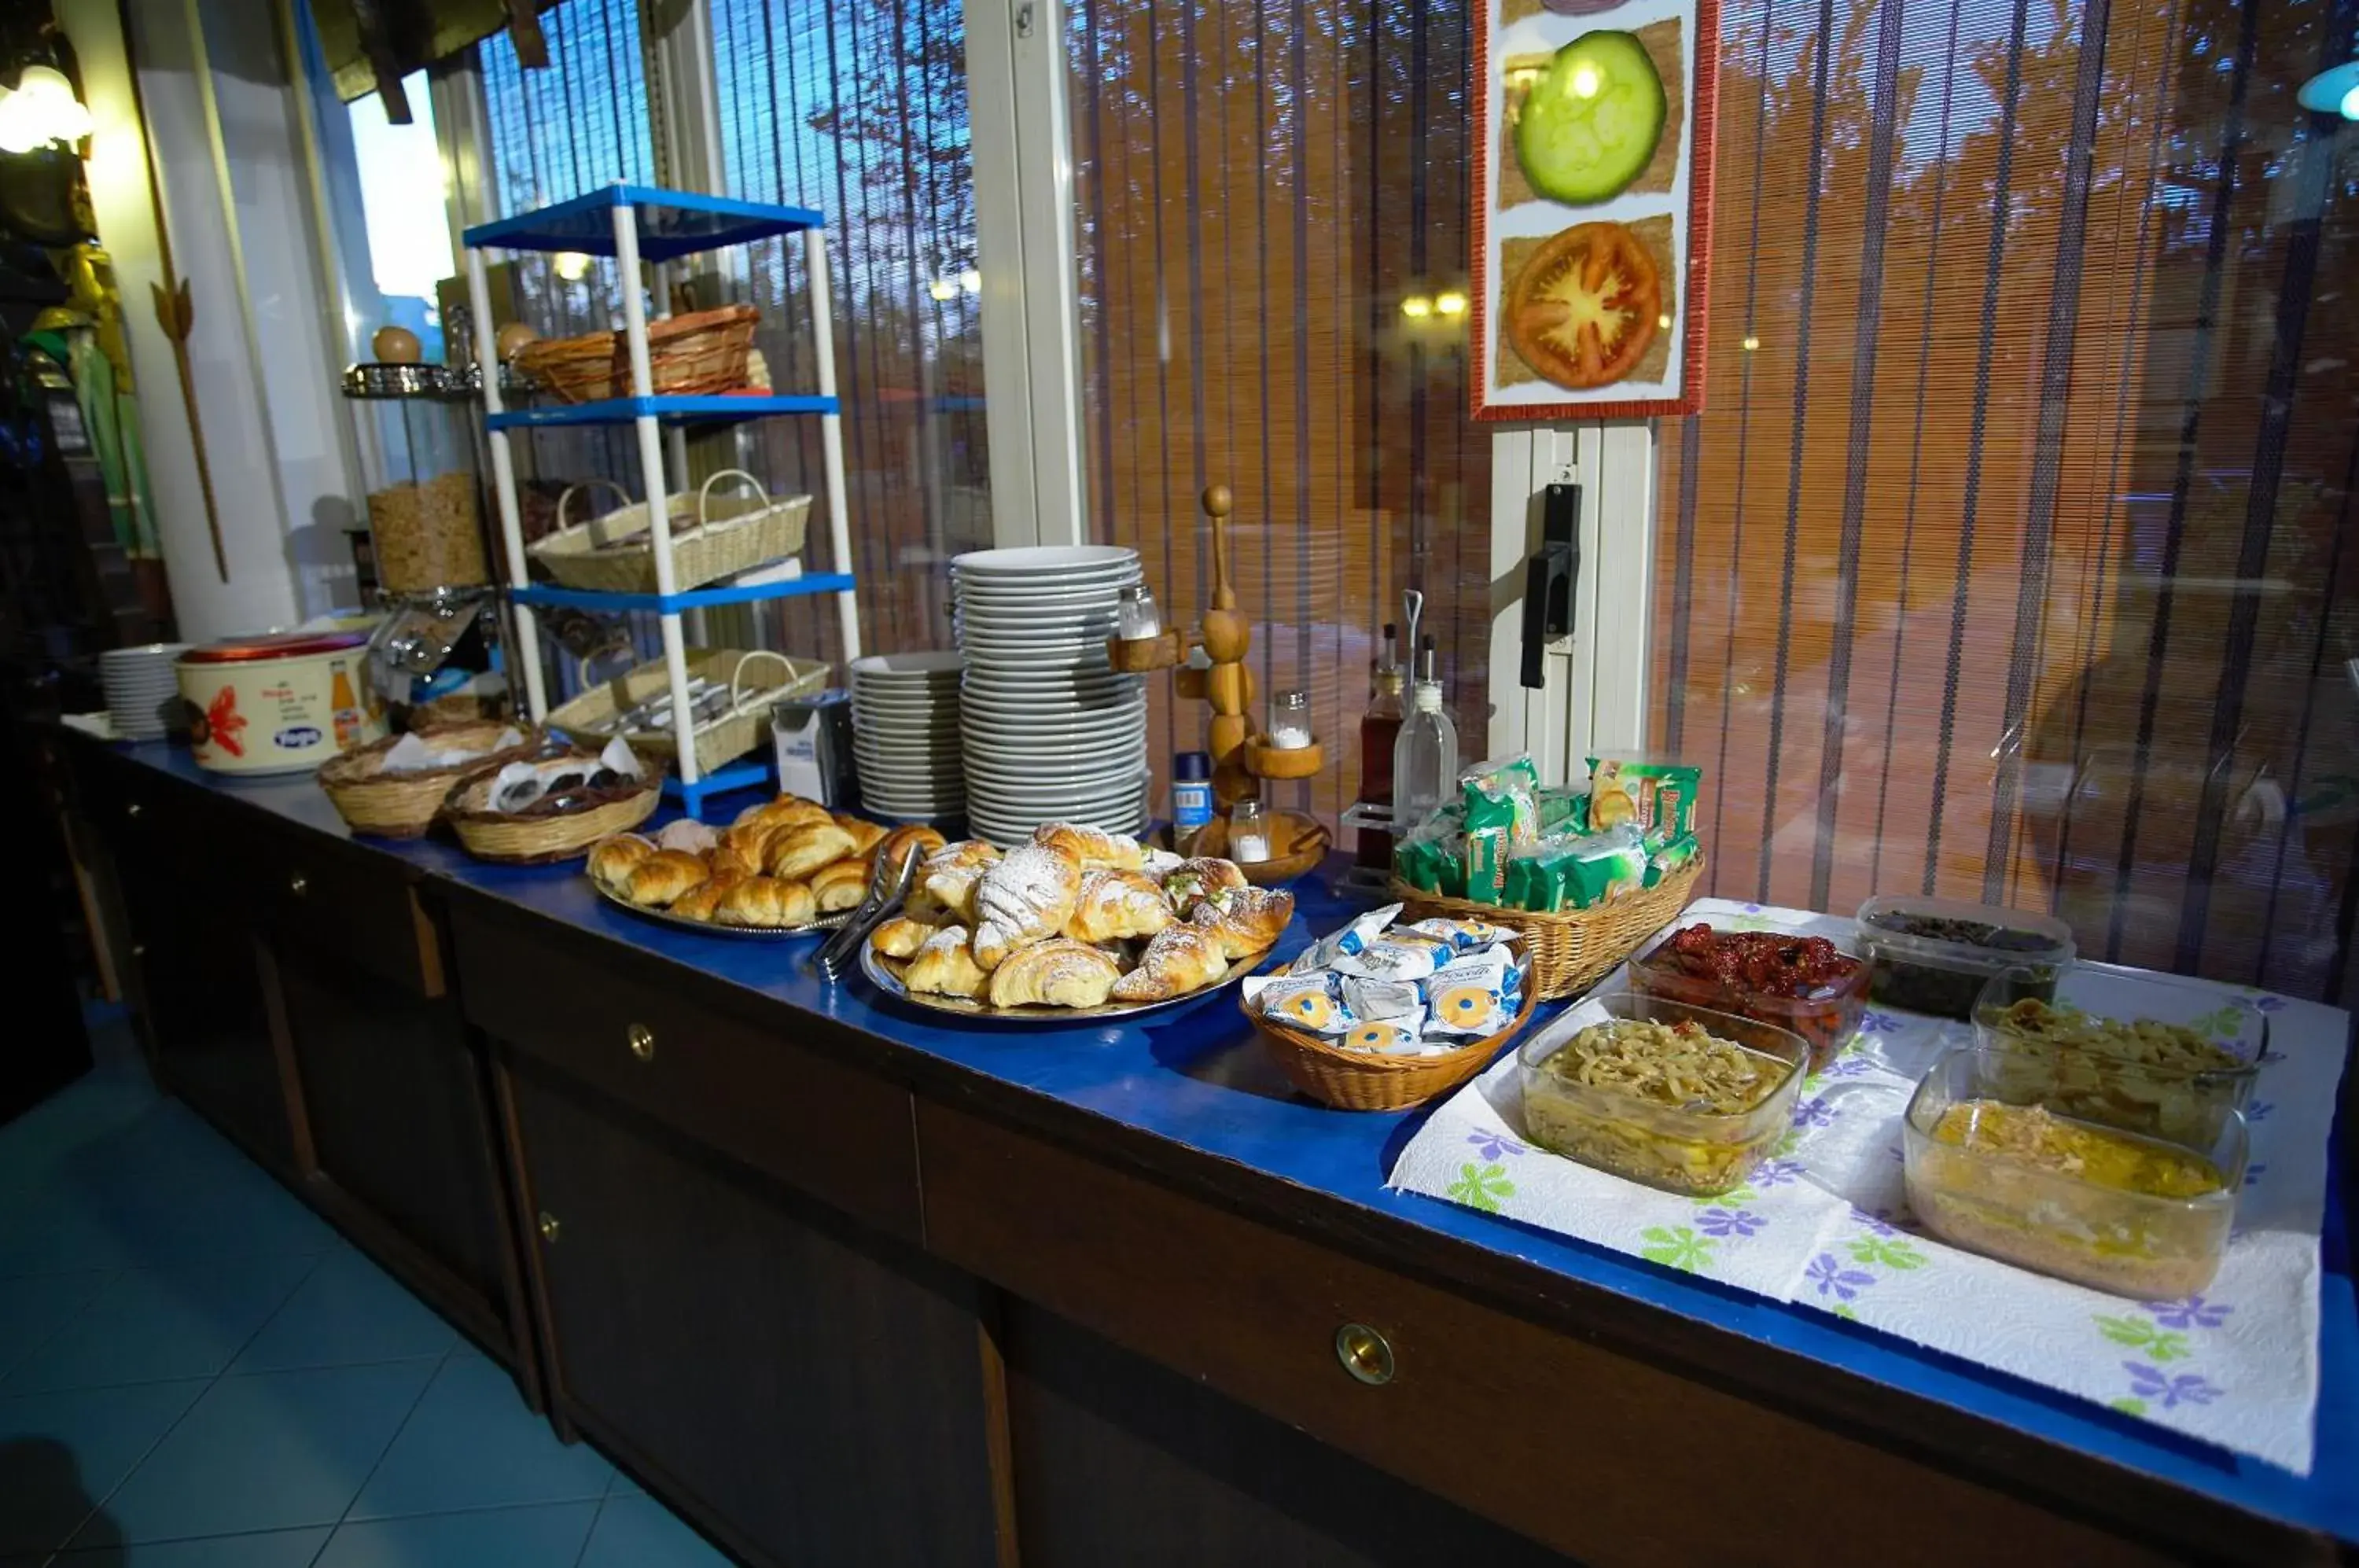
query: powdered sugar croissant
[{"left": 971, "top": 842, "right": 1085, "bottom": 970}]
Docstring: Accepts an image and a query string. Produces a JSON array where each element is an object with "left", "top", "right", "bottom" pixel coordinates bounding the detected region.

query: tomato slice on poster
[{"left": 1505, "top": 222, "right": 1662, "bottom": 391}]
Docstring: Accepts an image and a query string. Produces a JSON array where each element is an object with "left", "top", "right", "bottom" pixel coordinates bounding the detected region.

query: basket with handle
[
  {"left": 1242, "top": 937, "right": 1540, "bottom": 1111},
  {"left": 528, "top": 470, "right": 812, "bottom": 595},
  {"left": 315, "top": 720, "right": 543, "bottom": 839},
  {"left": 1386, "top": 854, "right": 1706, "bottom": 1002},
  {"left": 546, "top": 647, "right": 826, "bottom": 778},
  {"left": 511, "top": 304, "right": 757, "bottom": 403},
  {"left": 443, "top": 746, "right": 661, "bottom": 864}
]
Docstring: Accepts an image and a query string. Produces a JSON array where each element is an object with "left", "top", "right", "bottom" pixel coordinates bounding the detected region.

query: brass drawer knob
[
  {"left": 288, "top": 872, "right": 309, "bottom": 896},
  {"left": 1334, "top": 1323, "right": 1394, "bottom": 1386},
  {"left": 538, "top": 1213, "right": 561, "bottom": 1243},
  {"left": 627, "top": 1022, "right": 655, "bottom": 1062}
]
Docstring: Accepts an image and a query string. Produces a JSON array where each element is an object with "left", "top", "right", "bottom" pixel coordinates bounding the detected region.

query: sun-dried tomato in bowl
[{"left": 1628, "top": 924, "right": 1868, "bottom": 1070}]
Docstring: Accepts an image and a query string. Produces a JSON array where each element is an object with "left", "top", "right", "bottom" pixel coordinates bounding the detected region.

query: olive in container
[
  {"left": 1902, "top": 1046, "right": 2243, "bottom": 1299},
  {"left": 1625, "top": 921, "right": 1867, "bottom": 1071},
  {"left": 1969, "top": 965, "right": 2261, "bottom": 1146},
  {"left": 1853, "top": 893, "right": 2074, "bottom": 1021},
  {"left": 1517, "top": 995, "right": 1809, "bottom": 1197}
]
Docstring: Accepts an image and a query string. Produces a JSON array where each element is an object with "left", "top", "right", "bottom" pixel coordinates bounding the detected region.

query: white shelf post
[
  {"left": 804, "top": 227, "right": 860, "bottom": 662},
  {"left": 468, "top": 248, "right": 547, "bottom": 721}
]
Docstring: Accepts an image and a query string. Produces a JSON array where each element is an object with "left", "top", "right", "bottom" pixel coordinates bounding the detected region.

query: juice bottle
[{"left": 330, "top": 663, "right": 365, "bottom": 750}]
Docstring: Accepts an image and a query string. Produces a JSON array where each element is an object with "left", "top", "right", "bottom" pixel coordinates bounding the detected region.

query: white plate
[
  {"left": 960, "top": 760, "right": 1143, "bottom": 788},
  {"left": 848, "top": 650, "right": 962, "bottom": 678},
  {"left": 951, "top": 585, "right": 1132, "bottom": 608},
  {"left": 951, "top": 544, "right": 1138, "bottom": 574},
  {"left": 959, "top": 712, "right": 1146, "bottom": 739}
]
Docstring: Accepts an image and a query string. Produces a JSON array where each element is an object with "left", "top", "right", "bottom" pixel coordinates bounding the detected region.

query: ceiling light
[
  {"left": 1742, "top": 334, "right": 1761, "bottom": 352},
  {"left": 552, "top": 251, "right": 591, "bottom": 282},
  {"left": 1400, "top": 296, "right": 1433, "bottom": 319},
  {"left": 2295, "top": 60, "right": 2359, "bottom": 118},
  {"left": 1434, "top": 291, "right": 1467, "bottom": 317},
  {"left": 928, "top": 278, "right": 958, "bottom": 302},
  {"left": 959, "top": 268, "right": 981, "bottom": 295},
  {"left": 0, "top": 64, "right": 90, "bottom": 153}
]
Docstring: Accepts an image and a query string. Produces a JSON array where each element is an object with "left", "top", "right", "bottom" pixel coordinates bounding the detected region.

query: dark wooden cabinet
[{"left": 503, "top": 1057, "right": 1004, "bottom": 1568}]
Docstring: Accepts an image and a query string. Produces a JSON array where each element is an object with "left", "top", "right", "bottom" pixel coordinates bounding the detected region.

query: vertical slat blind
[
  {"left": 1654, "top": 0, "right": 2359, "bottom": 1000},
  {"left": 1067, "top": 0, "right": 1492, "bottom": 826}
]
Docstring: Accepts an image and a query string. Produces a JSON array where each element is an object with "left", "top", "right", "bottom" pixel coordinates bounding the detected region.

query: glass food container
[
  {"left": 1116, "top": 583, "right": 1162, "bottom": 641},
  {"left": 1853, "top": 893, "right": 2075, "bottom": 1021},
  {"left": 1902, "top": 1046, "right": 2245, "bottom": 1298},
  {"left": 1268, "top": 689, "right": 1314, "bottom": 749},
  {"left": 1625, "top": 921, "right": 1868, "bottom": 1072},
  {"left": 1227, "top": 797, "right": 1271, "bottom": 861},
  {"left": 1969, "top": 965, "right": 2262, "bottom": 1145},
  {"left": 1517, "top": 994, "right": 1809, "bottom": 1196},
  {"left": 344, "top": 361, "right": 492, "bottom": 595}
]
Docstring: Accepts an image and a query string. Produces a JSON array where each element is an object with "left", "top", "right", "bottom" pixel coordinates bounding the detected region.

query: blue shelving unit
[{"left": 463, "top": 182, "right": 861, "bottom": 819}]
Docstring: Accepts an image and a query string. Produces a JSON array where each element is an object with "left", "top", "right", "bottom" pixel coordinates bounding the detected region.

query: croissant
[
  {"left": 1109, "top": 925, "right": 1227, "bottom": 1002},
  {"left": 868, "top": 915, "right": 939, "bottom": 959},
  {"left": 910, "top": 840, "right": 1001, "bottom": 923},
  {"left": 970, "top": 841, "right": 1085, "bottom": 970},
  {"left": 902, "top": 925, "right": 988, "bottom": 998},
  {"left": 874, "top": 824, "right": 948, "bottom": 878},
  {"left": 1161, "top": 856, "right": 1250, "bottom": 915},
  {"left": 1033, "top": 823, "right": 1146, "bottom": 871},
  {"left": 718, "top": 820, "right": 780, "bottom": 869},
  {"left": 810, "top": 859, "right": 869, "bottom": 913},
  {"left": 624, "top": 850, "right": 709, "bottom": 907},
  {"left": 1188, "top": 885, "right": 1294, "bottom": 959},
  {"left": 987, "top": 937, "right": 1122, "bottom": 1009},
  {"left": 1063, "top": 868, "right": 1176, "bottom": 944},
  {"left": 742, "top": 797, "right": 834, "bottom": 833},
  {"left": 834, "top": 815, "right": 889, "bottom": 859},
  {"left": 587, "top": 833, "right": 656, "bottom": 890},
  {"left": 668, "top": 876, "right": 734, "bottom": 922},
  {"left": 766, "top": 822, "right": 858, "bottom": 880},
  {"left": 707, "top": 841, "right": 763, "bottom": 881},
  {"left": 716, "top": 874, "right": 815, "bottom": 928}
]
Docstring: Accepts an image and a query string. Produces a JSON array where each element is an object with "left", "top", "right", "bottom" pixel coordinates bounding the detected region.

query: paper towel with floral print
[{"left": 1388, "top": 897, "right": 2345, "bottom": 1474}]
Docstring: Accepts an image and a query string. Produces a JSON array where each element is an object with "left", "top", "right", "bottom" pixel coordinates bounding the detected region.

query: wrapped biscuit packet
[
  {"left": 1290, "top": 904, "right": 1401, "bottom": 974},
  {"left": 1405, "top": 915, "right": 1507, "bottom": 953},
  {"left": 1423, "top": 947, "right": 1521, "bottom": 1036},
  {"left": 1332, "top": 934, "right": 1451, "bottom": 983},
  {"left": 1587, "top": 753, "right": 1701, "bottom": 848},
  {"left": 1460, "top": 754, "right": 1542, "bottom": 904},
  {"left": 1339, "top": 1018, "right": 1444, "bottom": 1057},
  {"left": 1341, "top": 974, "right": 1423, "bottom": 1021},
  {"left": 1504, "top": 824, "right": 1648, "bottom": 912},
  {"left": 1248, "top": 971, "right": 1358, "bottom": 1035}
]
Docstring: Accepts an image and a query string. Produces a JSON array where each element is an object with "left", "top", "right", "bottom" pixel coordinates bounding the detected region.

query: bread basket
[
  {"left": 315, "top": 721, "right": 541, "bottom": 839},
  {"left": 1388, "top": 853, "right": 1704, "bottom": 1002},
  {"left": 546, "top": 648, "right": 826, "bottom": 778},
  {"left": 1242, "top": 939, "right": 1540, "bottom": 1112},
  {"left": 528, "top": 470, "right": 811, "bottom": 595},
  {"left": 511, "top": 304, "right": 756, "bottom": 403},
  {"left": 443, "top": 749, "right": 661, "bottom": 864}
]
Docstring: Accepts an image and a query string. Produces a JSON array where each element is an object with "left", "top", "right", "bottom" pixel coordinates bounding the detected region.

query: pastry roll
[
  {"left": 987, "top": 937, "right": 1122, "bottom": 1009},
  {"left": 869, "top": 915, "right": 939, "bottom": 959},
  {"left": 903, "top": 925, "right": 988, "bottom": 998},
  {"left": 1033, "top": 822, "right": 1146, "bottom": 871},
  {"left": 833, "top": 815, "right": 889, "bottom": 859},
  {"left": 810, "top": 859, "right": 869, "bottom": 913},
  {"left": 765, "top": 823, "right": 858, "bottom": 880},
  {"left": 625, "top": 850, "right": 709, "bottom": 907},
  {"left": 1161, "top": 856, "right": 1250, "bottom": 915},
  {"left": 742, "top": 797, "right": 834, "bottom": 833},
  {"left": 1109, "top": 925, "right": 1228, "bottom": 1002},
  {"left": 707, "top": 841, "right": 763, "bottom": 881},
  {"left": 874, "top": 824, "right": 948, "bottom": 877},
  {"left": 971, "top": 842, "right": 1086, "bottom": 970},
  {"left": 718, "top": 820, "right": 779, "bottom": 868},
  {"left": 717, "top": 874, "right": 815, "bottom": 928},
  {"left": 911, "top": 840, "right": 1001, "bottom": 923},
  {"left": 1064, "top": 868, "right": 1176, "bottom": 944},
  {"left": 668, "top": 878, "right": 731, "bottom": 922},
  {"left": 1189, "top": 885, "right": 1295, "bottom": 959},
  {"left": 587, "top": 833, "right": 656, "bottom": 891}
]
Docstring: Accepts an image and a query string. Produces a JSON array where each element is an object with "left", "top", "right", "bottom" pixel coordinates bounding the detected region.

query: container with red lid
[{"left": 177, "top": 630, "right": 385, "bottom": 775}]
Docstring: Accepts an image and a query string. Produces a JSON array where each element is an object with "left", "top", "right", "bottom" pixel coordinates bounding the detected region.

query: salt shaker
[
  {"left": 1117, "top": 584, "right": 1162, "bottom": 641},
  {"left": 1228, "top": 798, "right": 1271, "bottom": 862},
  {"left": 1268, "top": 689, "right": 1313, "bottom": 749}
]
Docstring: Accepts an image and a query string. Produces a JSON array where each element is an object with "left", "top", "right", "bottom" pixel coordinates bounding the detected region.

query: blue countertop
[{"left": 95, "top": 739, "right": 2359, "bottom": 1545}]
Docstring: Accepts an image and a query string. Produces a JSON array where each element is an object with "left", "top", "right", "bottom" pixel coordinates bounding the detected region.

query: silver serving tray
[
  {"left": 592, "top": 878, "right": 852, "bottom": 939},
  {"left": 859, "top": 940, "right": 1272, "bottom": 1023}
]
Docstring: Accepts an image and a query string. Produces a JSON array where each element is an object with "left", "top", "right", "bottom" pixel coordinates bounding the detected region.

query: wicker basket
[
  {"left": 547, "top": 648, "right": 826, "bottom": 778},
  {"left": 529, "top": 470, "right": 811, "bottom": 595},
  {"left": 1243, "top": 940, "right": 1541, "bottom": 1112},
  {"left": 316, "top": 721, "right": 541, "bottom": 840},
  {"left": 443, "top": 753, "right": 661, "bottom": 865},
  {"left": 1388, "top": 854, "right": 1706, "bottom": 1002},
  {"left": 513, "top": 305, "right": 757, "bottom": 403}
]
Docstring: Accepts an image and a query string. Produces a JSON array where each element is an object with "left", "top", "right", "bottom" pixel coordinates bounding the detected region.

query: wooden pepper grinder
[{"left": 1198, "top": 484, "right": 1259, "bottom": 810}]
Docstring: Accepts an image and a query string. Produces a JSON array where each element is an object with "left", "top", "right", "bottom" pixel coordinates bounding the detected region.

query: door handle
[{"left": 1519, "top": 481, "right": 1580, "bottom": 690}]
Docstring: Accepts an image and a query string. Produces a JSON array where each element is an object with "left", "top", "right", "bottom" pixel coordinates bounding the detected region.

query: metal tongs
[{"left": 815, "top": 843, "right": 921, "bottom": 981}]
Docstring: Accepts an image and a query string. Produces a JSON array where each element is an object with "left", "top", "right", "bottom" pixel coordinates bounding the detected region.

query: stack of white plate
[
  {"left": 848, "top": 651, "right": 965, "bottom": 820},
  {"left": 101, "top": 643, "right": 190, "bottom": 740},
  {"left": 953, "top": 546, "right": 1149, "bottom": 845}
]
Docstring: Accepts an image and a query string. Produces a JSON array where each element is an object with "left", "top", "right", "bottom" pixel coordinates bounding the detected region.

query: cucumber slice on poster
[{"left": 1514, "top": 31, "right": 1668, "bottom": 205}]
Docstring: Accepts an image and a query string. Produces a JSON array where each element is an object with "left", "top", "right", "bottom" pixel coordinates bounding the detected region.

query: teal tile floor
[{"left": 0, "top": 1029, "right": 731, "bottom": 1568}]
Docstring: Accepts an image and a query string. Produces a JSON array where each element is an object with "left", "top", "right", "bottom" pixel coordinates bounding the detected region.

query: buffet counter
[{"left": 57, "top": 733, "right": 2359, "bottom": 1566}]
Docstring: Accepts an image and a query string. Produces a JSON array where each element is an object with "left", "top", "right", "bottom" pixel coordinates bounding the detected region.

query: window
[
  {"left": 1652, "top": 0, "right": 2359, "bottom": 1000},
  {"left": 1067, "top": 0, "right": 1492, "bottom": 825},
  {"left": 712, "top": 0, "right": 991, "bottom": 661},
  {"left": 345, "top": 71, "right": 452, "bottom": 361}
]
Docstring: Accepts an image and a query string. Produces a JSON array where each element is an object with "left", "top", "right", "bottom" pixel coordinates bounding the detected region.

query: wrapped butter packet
[
  {"left": 1339, "top": 1018, "right": 1433, "bottom": 1056},
  {"left": 1341, "top": 974, "right": 1422, "bottom": 1022},
  {"left": 1332, "top": 933, "right": 1452, "bottom": 982},
  {"left": 1423, "top": 947, "right": 1519, "bottom": 1036},
  {"left": 1404, "top": 916, "right": 1507, "bottom": 954},
  {"left": 1290, "top": 904, "right": 1402, "bottom": 974},
  {"left": 1249, "top": 971, "right": 1356, "bottom": 1034}
]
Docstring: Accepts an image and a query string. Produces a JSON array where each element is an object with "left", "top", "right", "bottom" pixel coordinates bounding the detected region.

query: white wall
[{"left": 58, "top": 0, "right": 359, "bottom": 640}]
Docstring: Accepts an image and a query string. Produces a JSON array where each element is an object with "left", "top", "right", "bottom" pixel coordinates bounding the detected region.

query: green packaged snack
[
  {"left": 1585, "top": 753, "right": 1701, "bottom": 848},
  {"left": 1460, "top": 754, "right": 1541, "bottom": 904},
  {"left": 1536, "top": 786, "right": 1590, "bottom": 834},
  {"left": 1392, "top": 804, "right": 1467, "bottom": 895},
  {"left": 1562, "top": 825, "right": 1650, "bottom": 908},
  {"left": 1643, "top": 832, "right": 1699, "bottom": 889}
]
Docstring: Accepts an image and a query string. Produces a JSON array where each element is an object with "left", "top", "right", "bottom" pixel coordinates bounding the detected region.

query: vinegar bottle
[{"left": 1356, "top": 622, "right": 1407, "bottom": 869}]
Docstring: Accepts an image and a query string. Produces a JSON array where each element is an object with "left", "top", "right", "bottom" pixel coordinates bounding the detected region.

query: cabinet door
[
  {"left": 276, "top": 942, "right": 506, "bottom": 1327},
  {"left": 120, "top": 863, "right": 288, "bottom": 1171},
  {"left": 509, "top": 1062, "right": 1001, "bottom": 1568}
]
